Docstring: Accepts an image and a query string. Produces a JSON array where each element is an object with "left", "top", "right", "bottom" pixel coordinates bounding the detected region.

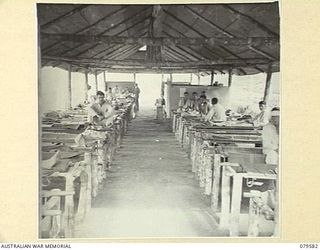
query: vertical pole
[
  {"left": 190, "top": 73, "right": 193, "bottom": 84},
  {"left": 94, "top": 71, "right": 98, "bottom": 92},
  {"left": 85, "top": 71, "right": 89, "bottom": 102},
  {"left": 228, "top": 69, "right": 232, "bottom": 87},
  {"left": 103, "top": 71, "right": 107, "bottom": 91},
  {"left": 263, "top": 64, "right": 273, "bottom": 104},
  {"left": 197, "top": 72, "right": 200, "bottom": 85},
  {"left": 169, "top": 73, "right": 173, "bottom": 83},
  {"left": 166, "top": 81, "right": 172, "bottom": 118},
  {"left": 210, "top": 70, "right": 214, "bottom": 86},
  {"left": 133, "top": 72, "right": 136, "bottom": 83},
  {"left": 68, "top": 64, "right": 72, "bottom": 109}
]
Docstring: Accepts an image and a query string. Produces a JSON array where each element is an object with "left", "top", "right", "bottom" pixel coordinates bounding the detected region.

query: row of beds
[
  {"left": 40, "top": 99, "right": 135, "bottom": 238},
  {"left": 172, "top": 111, "right": 279, "bottom": 237}
]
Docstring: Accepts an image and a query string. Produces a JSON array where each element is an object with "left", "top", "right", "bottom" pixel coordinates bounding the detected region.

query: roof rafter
[
  {"left": 42, "top": 5, "right": 129, "bottom": 53},
  {"left": 68, "top": 15, "right": 151, "bottom": 58},
  {"left": 248, "top": 45, "right": 277, "bottom": 60},
  {"left": 60, "top": 7, "right": 152, "bottom": 58},
  {"left": 183, "top": 5, "right": 234, "bottom": 38},
  {"left": 163, "top": 46, "right": 190, "bottom": 61},
  {"left": 163, "top": 8, "right": 207, "bottom": 37},
  {"left": 40, "top": 5, "right": 91, "bottom": 30},
  {"left": 223, "top": 5, "right": 279, "bottom": 38},
  {"left": 163, "top": 23, "right": 218, "bottom": 60},
  {"left": 93, "top": 25, "right": 149, "bottom": 59},
  {"left": 42, "top": 55, "right": 273, "bottom": 67}
]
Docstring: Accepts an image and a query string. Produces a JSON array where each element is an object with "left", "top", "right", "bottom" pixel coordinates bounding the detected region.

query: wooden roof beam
[
  {"left": 163, "top": 47, "right": 190, "bottom": 61},
  {"left": 76, "top": 66, "right": 211, "bottom": 74},
  {"left": 146, "top": 5, "right": 165, "bottom": 62},
  {"left": 70, "top": 16, "right": 151, "bottom": 58},
  {"left": 183, "top": 5, "right": 234, "bottom": 38},
  {"left": 210, "top": 45, "right": 265, "bottom": 73},
  {"left": 40, "top": 5, "right": 91, "bottom": 30},
  {"left": 93, "top": 28, "right": 149, "bottom": 59},
  {"left": 163, "top": 51, "right": 181, "bottom": 61},
  {"left": 162, "top": 30, "right": 206, "bottom": 60},
  {"left": 100, "top": 31, "right": 148, "bottom": 59},
  {"left": 165, "top": 43, "right": 199, "bottom": 61},
  {"left": 109, "top": 45, "right": 142, "bottom": 60},
  {"left": 105, "top": 45, "right": 137, "bottom": 59},
  {"left": 223, "top": 5, "right": 279, "bottom": 38},
  {"left": 42, "top": 5, "right": 129, "bottom": 53},
  {"left": 163, "top": 22, "right": 225, "bottom": 60},
  {"left": 163, "top": 8, "right": 207, "bottom": 37},
  {"left": 163, "top": 25, "right": 219, "bottom": 60},
  {"left": 99, "top": 6, "right": 151, "bottom": 36},
  {"left": 42, "top": 55, "right": 273, "bottom": 67},
  {"left": 248, "top": 45, "right": 277, "bottom": 60}
]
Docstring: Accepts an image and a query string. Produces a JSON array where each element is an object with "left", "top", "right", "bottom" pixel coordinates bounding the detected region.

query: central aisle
[{"left": 75, "top": 109, "right": 221, "bottom": 238}]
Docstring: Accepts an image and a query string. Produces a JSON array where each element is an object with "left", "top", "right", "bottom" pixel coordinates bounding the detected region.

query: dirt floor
[{"left": 74, "top": 109, "right": 225, "bottom": 238}]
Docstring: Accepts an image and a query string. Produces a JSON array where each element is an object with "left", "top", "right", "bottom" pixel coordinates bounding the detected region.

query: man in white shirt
[
  {"left": 205, "top": 97, "right": 226, "bottom": 122},
  {"left": 105, "top": 87, "right": 114, "bottom": 103},
  {"left": 88, "top": 91, "right": 115, "bottom": 126},
  {"left": 178, "top": 92, "right": 192, "bottom": 112},
  {"left": 112, "top": 85, "right": 120, "bottom": 98},
  {"left": 251, "top": 101, "right": 272, "bottom": 128},
  {"left": 261, "top": 121, "right": 279, "bottom": 164}
]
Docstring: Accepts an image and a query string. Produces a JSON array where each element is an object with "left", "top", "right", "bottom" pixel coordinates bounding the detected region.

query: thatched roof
[{"left": 38, "top": 3, "right": 279, "bottom": 75}]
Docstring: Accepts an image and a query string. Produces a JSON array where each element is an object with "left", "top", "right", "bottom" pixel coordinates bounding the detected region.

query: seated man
[
  {"left": 205, "top": 97, "right": 226, "bottom": 122},
  {"left": 261, "top": 108, "right": 279, "bottom": 164},
  {"left": 190, "top": 92, "right": 199, "bottom": 111},
  {"left": 198, "top": 94, "right": 209, "bottom": 115},
  {"left": 88, "top": 91, "right": 115, "bottom": 127},
  {"left": 251, "top": 101, "right": 272, "bottom": 128},
  {"left": 178, "top": 92, "right": 191, "bottom": 112}
]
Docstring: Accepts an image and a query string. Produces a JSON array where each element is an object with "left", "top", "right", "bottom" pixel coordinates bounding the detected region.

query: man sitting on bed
[
  {"left": 88, "top": 91, "right": 115, "bottom": 127},
  {"left": 205, "top": 97, "right": 226, "bottom": 122}
]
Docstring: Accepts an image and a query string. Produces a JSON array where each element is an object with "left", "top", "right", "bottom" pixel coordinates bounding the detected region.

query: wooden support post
[
  {"left": 263, "top": 64, "right": 273, "bottom": 104},
  {"left": 169, "top": 73, "right": 173, "bottom": 83},
  {"left": 211, "top": 154, "right": 221, "bottom": 212},
  {"left": 197, "top": 72, "right": 200, "bottom": 85},
  {"left": 228, "top": 69, "right": 232, "bottom": 87},
  {"left": 103, "top": 71, "right": 107, "bottom": 91},
  {"left": 161, "top": 80, "right": 164, "bottom": 96},
  {"left": 67, "top": 64, "right": 72, "bottom": 109},
  {"left": 133, "top": 72, "right": 136, "bottom": 83},
  {"left": 94, "top": 71, "right": 98, "bottom": 92},
  {"left": 104, "top": 71, "right": 108, "bottom": 91},
  {"left": 210, "top": 70, "right": 214, "bottom": 86},
  {"left": 84, "top": 72, "right": 89, "bottom": 102},
  {"left": 219, "top": 166, "right": 231, "bottom": 228},
  {"left": 229, "top": 175, "right": 243, "bottom": 236},
  {"left": 166, "top": 81, "right": 172, "bottom": 118}
]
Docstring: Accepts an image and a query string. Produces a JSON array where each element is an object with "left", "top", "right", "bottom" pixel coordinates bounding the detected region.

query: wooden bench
[
  {"left": 41, "top": 189, "right": 75, "bottom": 238},
  {"left": 219, "top": 162, "right": 277, "bottom": 236}
]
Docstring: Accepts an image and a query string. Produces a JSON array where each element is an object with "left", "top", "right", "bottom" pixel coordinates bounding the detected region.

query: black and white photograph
[{"left": 37, "top": 2, "right": 280, "bottom": 239}]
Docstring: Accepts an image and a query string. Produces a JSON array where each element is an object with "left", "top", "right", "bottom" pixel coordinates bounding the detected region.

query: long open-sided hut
[{"left": 38, "top": 2, "right": 280, "bottom": 238}]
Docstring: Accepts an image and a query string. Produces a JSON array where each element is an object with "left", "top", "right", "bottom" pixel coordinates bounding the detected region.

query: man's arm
[
  {"left": 205, "top": 108, "right": 214, "bottom": 121},
  {"left": 104, "top": 105, "right": 115, "bottom": 119},
  {"left": 88, "top": 104, "right": 100, "bottom": 117}
]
